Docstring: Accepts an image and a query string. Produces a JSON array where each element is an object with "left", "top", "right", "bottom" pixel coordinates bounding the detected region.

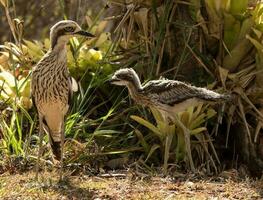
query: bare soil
[{"left": 0, "top": 170, "right": 263, "bottom": 200}]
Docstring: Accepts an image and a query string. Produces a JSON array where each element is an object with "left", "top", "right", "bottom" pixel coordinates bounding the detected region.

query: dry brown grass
[{"left": 0, "top": 170, "right": 262, "bottom": 199}]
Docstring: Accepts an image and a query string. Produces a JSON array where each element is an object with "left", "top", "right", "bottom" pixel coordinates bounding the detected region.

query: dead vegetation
[
  {"left": 0, "top": 170, "right": 263, "bottom": 199},
  {"left": 1, "top": 0, "right": 263, "bottom": 198}
]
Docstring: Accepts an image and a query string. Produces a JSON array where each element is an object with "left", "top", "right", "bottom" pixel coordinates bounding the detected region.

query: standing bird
[
  {"left": 31, "top": 20, "right": 95, "bottom": 180},
  {"left": 110, "top": 68, "right": 230, "bottom": 171}
]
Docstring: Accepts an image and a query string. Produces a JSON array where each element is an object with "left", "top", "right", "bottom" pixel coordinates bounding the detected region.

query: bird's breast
[
  {"left": 32, "top": 60, "right": 70, "bottom": 105},
  {"left": 170, "top": 97, "right": 200, "bottom": 113}
]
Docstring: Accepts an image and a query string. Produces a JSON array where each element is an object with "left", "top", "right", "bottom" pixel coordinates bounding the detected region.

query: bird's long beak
[
  {"left": 109, "top": 76, "right": 119, "bottom": 84},
  {"left": 108, "top": 79, "right": 116, "bottom": 84},
  {"left": 75, "top": 30, "right": 95, "bottom": 37}
]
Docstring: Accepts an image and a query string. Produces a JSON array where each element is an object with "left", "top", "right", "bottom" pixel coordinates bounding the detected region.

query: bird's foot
[
  {"left": 59, "top": 170, "right": 64, "bottom": 182},
  {"left": 35, "top": 165, "right": 42, "bottom": 182},
  {"left": 52, "top": 158, "right": 60, "bottom": 167},
  {"left": 35, "top": 172, "right": 40, "bottom": 182}
]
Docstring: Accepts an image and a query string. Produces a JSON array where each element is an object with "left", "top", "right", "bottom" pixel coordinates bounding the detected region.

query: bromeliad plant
[
  {"left": 0, "top": 3, "right": 122, "bottom": 165},
  {"left": 189, "top": 0, "right": 263, "bottom": 173},
  {"left": 131, "top": 103, "right": 217, "bottom": 174},
  {"left": 0, "top": 42, "right": 33, "bottom": 110}
]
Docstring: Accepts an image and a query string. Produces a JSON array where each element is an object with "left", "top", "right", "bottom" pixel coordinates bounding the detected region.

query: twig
[{"left": 3, "top": 2, "right": 18, "bottom": 44}]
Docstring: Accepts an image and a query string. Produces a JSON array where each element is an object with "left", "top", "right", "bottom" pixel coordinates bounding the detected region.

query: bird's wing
[
  {"left": 68, "top": 76, "right": 78, "bottom": 107},
  {"left": 71, "top": 77, "right": 78, "bottom": 92},
  {"left": 142, "top": 80, "right": 203, "bottom": 106}
]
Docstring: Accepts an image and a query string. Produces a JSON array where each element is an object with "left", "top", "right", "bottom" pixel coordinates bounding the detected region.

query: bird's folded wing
[
  {"left": 142, "top": 80, "right": 201, "bottom": 106},
  {"left": 68, "top": 77, "right": 78, "bottom": 107},
  {"left": 71, "top": 77, "right": 78, "bottom": 92}
]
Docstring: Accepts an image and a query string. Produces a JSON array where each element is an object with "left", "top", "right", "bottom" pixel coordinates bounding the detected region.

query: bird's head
[
  {"left": 50, "top": 20, "right": 95, "bottom": 49},
  {"left": 110, "top": 68, "right": 141, "bottom": 88}
]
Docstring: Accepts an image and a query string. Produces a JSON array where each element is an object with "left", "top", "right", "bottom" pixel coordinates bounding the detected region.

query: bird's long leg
[
  {"left": 160, "top": 107, "right": 195, "bottom": 172},
  {"left": 36, "top": 116, "right": 44, "bottom": 181},
  {"left": 159, "top": 111, "right": 174, "bottom": 174},
  {"left": 59, "top": 120, "right": 65, "bottom": 181},
  {"left": 172, "top": 114, "right": 195, "bottom": 172}
]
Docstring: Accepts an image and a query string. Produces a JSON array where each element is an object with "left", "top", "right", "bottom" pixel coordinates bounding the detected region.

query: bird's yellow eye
[{"left": 64, "top": 26, "right": 75, "bottom": 32}]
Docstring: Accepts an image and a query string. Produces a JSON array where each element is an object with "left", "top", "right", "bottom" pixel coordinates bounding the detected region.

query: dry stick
[
  {"left": 237, "top": 89, "right": 263, "bottom": 142},
  {"left": 4, "top": 4, "right": 18, "bottom": 45},
  {"left": 254, "top": 122, "right": 262, "bottom": 143},
  {"left": 196, "top": 133, "right": 218, "bottom": 173},
  {"left": 172, "top": 113, "right": 195, "bottom": 172},
  {"left": 156, "top": 39, "right": 165, "bottom": 76},
  {"left": 143, "top": 9, "right": 149, "bottom": 57},
  {"left": 241, "top": 90, "right": 263, "bottom": 119},
  {"left": 225, "top": 105, "right": 235, "bottom": 148},
  {"left": 214, "top": 102, "right": 225, "bottom": 137},
  {"left": 114, "top": 4, "right": 135, "bottom": 33},
  {"left": 174, "top": 29, "right": 193, "bottom": 79},
  {"left": 238, "top": 98, "right": 252, "bottom": 144},
  {"left": 126, "top": 11, "right": 134, "bottom": 48},
  {"left": 205, "top": 132, "right": 220, "bottom": 165},
  {"left": 166, "top": 2, "right": 177, "bottom": 64},
  {"left": 239, "top": 91, "right": 263, "bottom": 142},
  {"left": 163, "top": 131, "right": 173, "bottom": 174},
  {"left": 186, "top": 44, "right": 215, "bottom": 78}
]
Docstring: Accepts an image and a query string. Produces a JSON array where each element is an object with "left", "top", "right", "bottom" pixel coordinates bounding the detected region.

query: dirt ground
[{"left": 0, "top": 170, "right": 263, "bottom": 200}]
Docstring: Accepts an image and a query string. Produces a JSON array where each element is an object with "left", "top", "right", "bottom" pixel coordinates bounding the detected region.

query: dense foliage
[{"left": 0, "top": 0, "right": 263, "bottom": 177}]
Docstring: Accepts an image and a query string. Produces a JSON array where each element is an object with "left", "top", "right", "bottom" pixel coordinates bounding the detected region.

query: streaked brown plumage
[
  {"left": 110, "top": 68, "right": 230, "bottom": 172},
  {"left": 110, "top": 68, "right": 230, "bottom": 117},
  {"left": 31, "top": 49, "right": 69, "bottom": 160},
  {"left": 31, "top": 20, "right": 94, "bottom": 180}
]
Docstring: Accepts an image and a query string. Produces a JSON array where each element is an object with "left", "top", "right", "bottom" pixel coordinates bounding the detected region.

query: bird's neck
[
  {"left": 49, "top": 43, "right": 68, "bottom": 64},
  {"left": 50, "top": 42, "right": 67, "bottom": 54},
  {"left": 127, "top": 81, "right": 142, "bottom": 101},
  {"left": 130, "top": 75, "right": 143, "bottom": 91}
]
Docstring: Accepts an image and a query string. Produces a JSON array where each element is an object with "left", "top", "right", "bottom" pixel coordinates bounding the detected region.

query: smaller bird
[
  {"left": 110, "top": 68, "right": 230, "bottom": 118},
  {"left": 110, "top": 68, "right": 230, "bottom": 171}
]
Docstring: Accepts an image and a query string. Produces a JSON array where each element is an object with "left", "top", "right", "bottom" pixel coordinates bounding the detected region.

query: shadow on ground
[
  {"left": 45, "top": 178, "right": 98, "bottom": 199},
  {"left": 1, "top": 170, "right": 263, "bottom": 200}
]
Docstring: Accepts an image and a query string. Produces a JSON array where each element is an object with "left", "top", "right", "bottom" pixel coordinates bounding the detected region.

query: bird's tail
[
  {"left": 49, "top": 135, "right": 61, "bottom": 160},
  {"left": 42, "top": 119, "right": 62, "bottom": 160},
  {"left": 198, "top": 88, "right": 232, "bottom": 102}
]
